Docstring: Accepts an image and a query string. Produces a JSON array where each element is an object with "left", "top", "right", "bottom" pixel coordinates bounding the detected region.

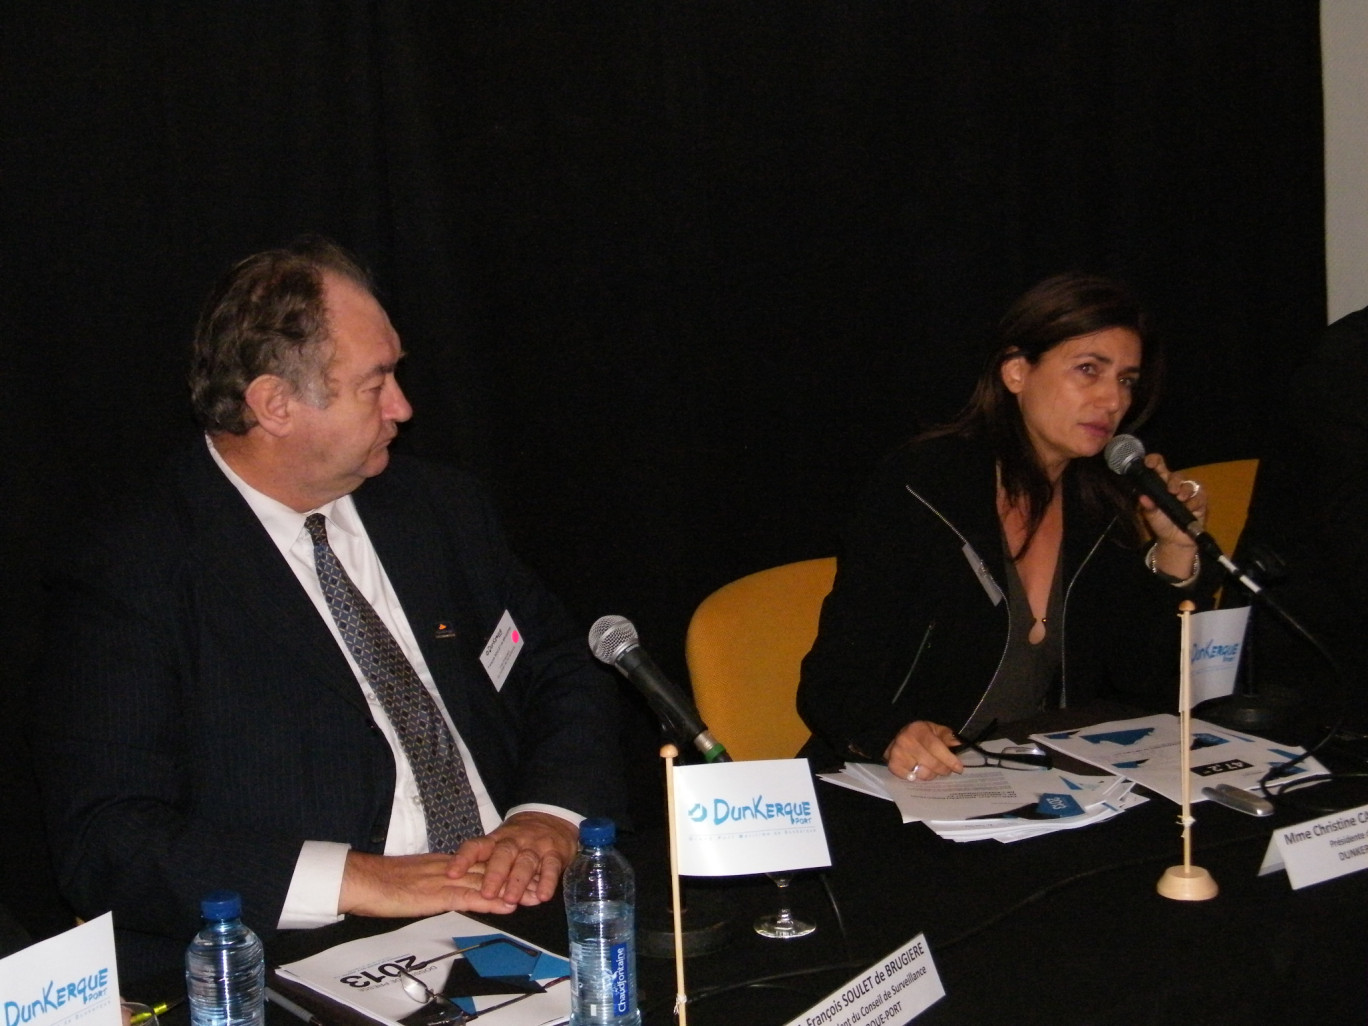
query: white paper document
[
  {"left": 926, "top": 776, "right": 1148, "bottom": 844},
  {"left": 274, "top": 912, "right": 571, "bottom": 1026},
  {"left": 1032, "top": 713, "right": 1330, "bottom": 804},
  {"left": 819, "top": 739, "right": 1145, "bottom": 843}
]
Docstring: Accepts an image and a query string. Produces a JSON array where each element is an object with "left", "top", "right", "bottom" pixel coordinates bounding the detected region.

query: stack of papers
[
  {"left": 820, "top": 738, "right": 1147, "bottom": 843},
  {"left": 1031, "top": 713, "right": 1331, "bottom": 803}
]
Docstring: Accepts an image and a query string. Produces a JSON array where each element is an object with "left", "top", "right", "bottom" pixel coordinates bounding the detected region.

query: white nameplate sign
[
  {"left": 780, "top": 934, "right": 945, "bottom": 1026},
  {"left": 0, "top": 913, "right": 120, "bottom": 1026},
  {"left": 1259, "top": 801, "right": 1368, "bottom": 889}
]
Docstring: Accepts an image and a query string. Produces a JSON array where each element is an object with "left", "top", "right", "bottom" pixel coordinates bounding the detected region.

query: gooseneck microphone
[
  {"left": 588, "top": 615, "right": 731, "bottom": 762},
  {"left": 1103, "top": 433, "right": 1261, "bottom": 594}
]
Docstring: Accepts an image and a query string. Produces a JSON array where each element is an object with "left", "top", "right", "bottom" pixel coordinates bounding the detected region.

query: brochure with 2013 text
[{"left": 271, "top": 911, "right": 571, "bottom": 1026}]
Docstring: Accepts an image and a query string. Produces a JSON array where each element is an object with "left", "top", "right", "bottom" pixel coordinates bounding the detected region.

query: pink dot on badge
[{"left": 511, "top": 630, "right": 520, "bottom": 643}]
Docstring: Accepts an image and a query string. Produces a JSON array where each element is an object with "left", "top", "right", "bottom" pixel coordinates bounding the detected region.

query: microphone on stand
[
  {"left": 588, "top": 615, "right": 731, "bottom": 763},
  {"left": 587, "top": 614, "right": 734, "bottom": 958}
]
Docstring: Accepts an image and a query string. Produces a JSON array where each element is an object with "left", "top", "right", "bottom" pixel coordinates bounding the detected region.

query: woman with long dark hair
[{"left": 797, "top": 273, "right": 1213, "bottom": 780}]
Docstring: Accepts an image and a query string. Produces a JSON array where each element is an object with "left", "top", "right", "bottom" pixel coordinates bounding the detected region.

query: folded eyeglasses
[{"left": 951, "top": 719, "right": 1053, "bottom": 771}]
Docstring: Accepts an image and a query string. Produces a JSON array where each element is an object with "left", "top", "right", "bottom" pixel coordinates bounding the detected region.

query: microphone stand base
[
  {"left": 638, "top": 893, "right": 733, "bottom": 959},
  {"left": 1194, "top": 686, "right": 1301, "bottom": 737}
]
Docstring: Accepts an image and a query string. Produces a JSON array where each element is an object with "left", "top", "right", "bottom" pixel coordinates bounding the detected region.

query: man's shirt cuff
[
  {"left": 505, "top": 803, "right": 583, "bottom": 828},
  {"left": 278, "top": 840, "right": 351, "bottom": 930}
]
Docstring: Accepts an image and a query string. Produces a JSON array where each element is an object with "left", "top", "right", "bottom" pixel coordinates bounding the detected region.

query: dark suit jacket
[
  {"left": 33, "top": 439, "right": 625, "bottom": 980},
  {"left": 1233, "top": 305, "right": 1368, "bottom": 722}
]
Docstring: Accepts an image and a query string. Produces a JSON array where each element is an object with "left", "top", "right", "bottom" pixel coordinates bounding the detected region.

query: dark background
[{"left": 1, "top": 2, "right": 1327, "bottom": 937}]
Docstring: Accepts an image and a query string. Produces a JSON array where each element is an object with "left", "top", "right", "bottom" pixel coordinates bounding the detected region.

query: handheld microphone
[
  {"left": 1103, "top": 433, "right": 1262, "bottom": 594},
  {"left": 1103, "top": 434, "right": 1216, "bottom": 548},
  {"left": 588, "top": 615, "right": 731, "bottom": 762}
]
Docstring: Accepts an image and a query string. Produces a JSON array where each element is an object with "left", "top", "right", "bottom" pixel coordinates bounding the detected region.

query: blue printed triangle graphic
[
  {"left": 1267, "top": 750, "right": 1311, "bottom": 775},
  {"left": 1191, "top": 733, "right": 1227, "bottom": 749},
  {"left": 396, "top": 934, "right": 570, "bottom": 1026},
  {"left": 454, "top": 934, "right": 570, "bottom": 980},
  {"left": 1080, "top": 727, "right": 1155, "bottom": 746}
]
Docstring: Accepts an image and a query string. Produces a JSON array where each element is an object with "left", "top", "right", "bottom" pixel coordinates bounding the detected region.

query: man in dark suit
[
  {"left": 1234, "top": 303, "right": 1368, "bottom": 726},
  {"left": 34, "top": 238, "right": 625, "bottom": 980}
]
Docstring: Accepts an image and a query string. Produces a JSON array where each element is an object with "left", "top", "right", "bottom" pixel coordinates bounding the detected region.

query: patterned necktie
[{"left": 305, "top": 512, "right": 482, "bottom": 851}]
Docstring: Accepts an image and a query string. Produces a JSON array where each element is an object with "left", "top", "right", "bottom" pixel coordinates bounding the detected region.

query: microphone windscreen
[
  {"left": 588, "top": 614, "right": 638, "bottom": 664},
  {"left": 1104, "top": 433, "right": 1146, "bottom": 475}
]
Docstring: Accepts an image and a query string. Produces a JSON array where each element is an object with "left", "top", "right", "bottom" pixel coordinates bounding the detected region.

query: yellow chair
[
  {"left": 685, "top": 557, "right": 837, "bottom": 761},
  {"left": 1175, "top": 458, "right": 1260, "bottom": 554}
]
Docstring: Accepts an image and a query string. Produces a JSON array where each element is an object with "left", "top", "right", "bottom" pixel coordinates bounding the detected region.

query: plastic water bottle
[
  {"left": 563, "top": 817, "right": 641, "bottom": 1026},
  {"left": 185, "top": 890, "right": 265, "bottom": 1026}
]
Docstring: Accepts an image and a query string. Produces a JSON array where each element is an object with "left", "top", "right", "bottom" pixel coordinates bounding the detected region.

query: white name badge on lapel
[
  {"left": 480, "top": 610, "right": 524, "bottom": 691},
  {"left": 962, "top": 540, "right": 1003, "bottom": 606}
]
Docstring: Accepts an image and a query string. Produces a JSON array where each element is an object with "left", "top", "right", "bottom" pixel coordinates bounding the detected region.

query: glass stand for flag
[
  {"left": 754, "top": 873, "right": 816, "bottom": 939},
  {"left": 666, "top": 751, "right": 832, "bottom": 944}
]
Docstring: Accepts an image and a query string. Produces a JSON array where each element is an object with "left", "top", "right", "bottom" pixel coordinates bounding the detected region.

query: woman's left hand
[{"left": 1135, "top": 452, "right": 1206, "bottom": 577}]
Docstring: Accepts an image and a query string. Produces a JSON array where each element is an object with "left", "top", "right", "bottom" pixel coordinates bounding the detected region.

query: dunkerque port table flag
[
  {"left": 1, "top": 914, "right": 120, "bottom": 1026},
  {"left": 1186, "top": 606, "right": 1250, "bottom": 709},
  {"left": 672, "top": 758, "right": 832, "bottom": 876}
]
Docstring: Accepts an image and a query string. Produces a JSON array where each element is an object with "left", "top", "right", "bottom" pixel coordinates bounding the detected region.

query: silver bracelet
[{"left": 1145, "top": 542, "right": 1200, "bottom": 587}]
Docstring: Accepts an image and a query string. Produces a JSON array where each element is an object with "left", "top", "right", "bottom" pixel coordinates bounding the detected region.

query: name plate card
[
  {"left": 1259, "top": 801, "right": 1368, "bottom": 889},
  {"left": 781, "top": 935, "right": 944, "bottom": 1026}
]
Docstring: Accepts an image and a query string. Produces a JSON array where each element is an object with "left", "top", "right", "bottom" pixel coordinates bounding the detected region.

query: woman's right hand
[{"left": 884, "top": 720, "right": 964, "bottom": 780}]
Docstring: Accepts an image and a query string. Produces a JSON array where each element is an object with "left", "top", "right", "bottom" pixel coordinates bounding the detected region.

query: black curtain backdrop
[{"left": 2, "top": 2, "right": 1325, "bottom": 882}]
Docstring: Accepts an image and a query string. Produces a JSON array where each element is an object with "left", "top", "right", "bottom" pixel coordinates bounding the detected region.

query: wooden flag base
[{"left": 1157, "top": 864, "right": 1219, "bottom": 901}]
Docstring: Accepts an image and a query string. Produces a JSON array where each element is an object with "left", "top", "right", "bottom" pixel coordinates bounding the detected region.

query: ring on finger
[
  {"left": 907, "top": 764, "right": 921, "bottom": 781},
  {"left": 1179, "top": 479, "right": 1202, "bottom": 499}
]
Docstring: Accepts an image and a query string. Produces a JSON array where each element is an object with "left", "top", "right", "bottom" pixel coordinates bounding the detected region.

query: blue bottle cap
[
  {"left": 579, "top": 817, "right": 616, "bottom": 846},
  {"left": 200, "top": 890, "right": 242, "bottom": 920}
]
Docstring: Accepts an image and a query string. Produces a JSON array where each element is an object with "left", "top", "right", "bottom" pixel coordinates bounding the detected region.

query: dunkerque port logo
[
  {"left": 1190, "top": 638, "right": 1241, "bottom": 665},
  {"left": 5, "top": 968, "right": 112, "bottom": 1026},
  {"left": 687, "top": 795, "right": 814, "bottom": 826}
]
